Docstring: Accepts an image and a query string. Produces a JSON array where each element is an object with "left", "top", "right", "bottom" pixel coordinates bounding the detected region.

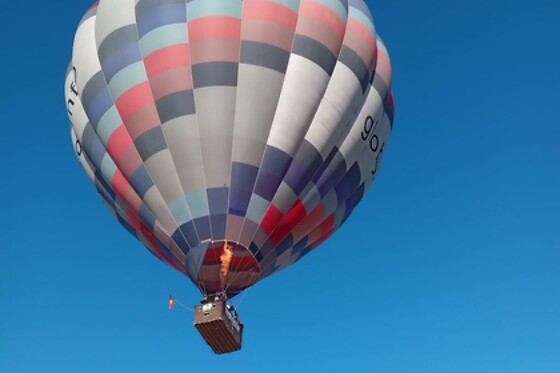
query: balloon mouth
[{"left": 197, "top": 240, "right": 261, "bottom": 298}]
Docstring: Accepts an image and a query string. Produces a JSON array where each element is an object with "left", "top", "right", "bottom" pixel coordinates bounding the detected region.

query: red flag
[{"left": 169, "top": 296, "right": 175, "bottom": 310}]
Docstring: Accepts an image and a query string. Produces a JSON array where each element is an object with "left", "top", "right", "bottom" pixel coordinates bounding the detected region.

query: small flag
[{"left": 169, "top": 295, "right": 175, "bottom": 310}]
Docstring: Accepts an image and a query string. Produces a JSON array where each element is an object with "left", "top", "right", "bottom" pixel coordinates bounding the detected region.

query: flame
[{"left": 220, "top": 241, "right": 234, "bottom": 289}]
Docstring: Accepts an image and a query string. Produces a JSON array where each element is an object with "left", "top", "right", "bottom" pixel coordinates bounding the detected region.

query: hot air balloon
[{"left": 65, "top": 0, "right": 394, "bottom": 353}]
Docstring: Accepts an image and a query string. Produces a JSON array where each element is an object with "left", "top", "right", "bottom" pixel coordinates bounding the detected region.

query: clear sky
[{"left": 1, "top": 0, "right": 559, "bottom": 372}]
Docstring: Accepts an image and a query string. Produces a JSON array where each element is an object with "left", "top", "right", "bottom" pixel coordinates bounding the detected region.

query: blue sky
[{"left": 1, "top": 0, "right": 559, "bottom": 372}]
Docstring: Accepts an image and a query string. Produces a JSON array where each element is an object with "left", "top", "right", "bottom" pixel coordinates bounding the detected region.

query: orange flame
[{"left": 220, "top": 241, "right": 234, "bottom": 289}]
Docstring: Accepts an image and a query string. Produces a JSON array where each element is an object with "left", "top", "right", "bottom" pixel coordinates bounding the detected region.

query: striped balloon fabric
[{"left": 65, "top": 0, "right": 394, "bottom": 298}]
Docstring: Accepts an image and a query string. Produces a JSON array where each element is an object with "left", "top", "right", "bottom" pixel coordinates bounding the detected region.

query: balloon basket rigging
[{"left": 194, "top": 297, "right": 243, "bottom": 354}]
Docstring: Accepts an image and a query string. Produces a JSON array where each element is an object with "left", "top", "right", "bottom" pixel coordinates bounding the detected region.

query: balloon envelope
[{"left": 65, "top": 0, "right": 394, "bottom": 297}]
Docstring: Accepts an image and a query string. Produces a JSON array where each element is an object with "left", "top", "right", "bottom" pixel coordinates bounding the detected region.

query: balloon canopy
[{"left": 65, "top": 0, "right": 394, "bottom": 298}]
